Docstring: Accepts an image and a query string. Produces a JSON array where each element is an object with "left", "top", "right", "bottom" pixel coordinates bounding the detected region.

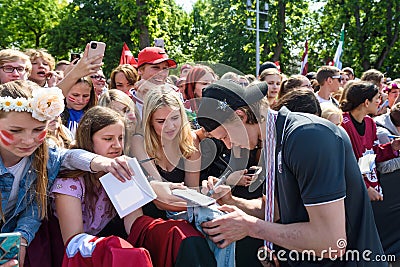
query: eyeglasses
[
  {"left": 0, "top": 65, "right": 26, "bottom": 73},
  {"left": 90, "top": 75, "right": 106, "bottom": 81},
  {"left": 331, "top": 75, "right": 342, "bottom": 81}
]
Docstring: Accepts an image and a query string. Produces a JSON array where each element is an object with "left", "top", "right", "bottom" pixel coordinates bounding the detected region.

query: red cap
[{"left": 137, "top": 47, "right": 177, "bottom": 69}]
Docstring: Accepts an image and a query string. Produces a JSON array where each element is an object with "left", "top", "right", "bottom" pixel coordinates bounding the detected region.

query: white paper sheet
[{"left": 99, "top": 158, "right": 157, "bottom": 218}]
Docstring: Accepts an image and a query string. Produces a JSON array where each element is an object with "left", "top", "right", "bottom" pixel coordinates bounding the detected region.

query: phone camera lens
[{"left": 91, "top": 42, "right": 97, "bottom": 49}]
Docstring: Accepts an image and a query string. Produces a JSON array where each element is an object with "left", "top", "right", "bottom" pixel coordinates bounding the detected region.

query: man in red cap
[
  {"left": 130, "top": 47, "right": 178, "bottom": 117},
  {"left": 137, "top": 46, "right": 177, "bottom": 86}
]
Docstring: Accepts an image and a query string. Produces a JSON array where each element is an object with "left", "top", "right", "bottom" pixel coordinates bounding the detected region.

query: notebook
[
  {"left": 100, "top": 158, "right": 157, "bottom": 218},
  {"left": 172, "top": 189, "right": 216, "bottom": 206}
]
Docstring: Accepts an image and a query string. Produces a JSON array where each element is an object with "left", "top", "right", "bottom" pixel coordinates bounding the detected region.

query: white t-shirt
[{"left": 5, "top": 157, "right": 29, "bottom": 215}]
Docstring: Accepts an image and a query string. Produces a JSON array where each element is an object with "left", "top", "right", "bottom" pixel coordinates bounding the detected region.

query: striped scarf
[{"left": 264, "top": 109, "right": 278, "bottom": 250}]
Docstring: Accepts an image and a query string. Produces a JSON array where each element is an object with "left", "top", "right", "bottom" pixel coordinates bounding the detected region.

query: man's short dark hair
[{"left": 316, "top": 66, "right": 340, "bottom": 85}]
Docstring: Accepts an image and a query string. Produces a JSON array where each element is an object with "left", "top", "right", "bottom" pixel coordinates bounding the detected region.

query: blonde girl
[
  {"left": 143, "top": 86, "right": 200, "bottom": 188},
  {"left": 320, "top": 102, "right": 343, "bottom": 126}
]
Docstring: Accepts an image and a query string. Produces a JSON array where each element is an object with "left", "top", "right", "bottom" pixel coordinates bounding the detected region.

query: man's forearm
[
  {"left": 248, "top": 200, "right": 346, "bottom": 257},
  {"left": 249, "top": 219, "right": 345, "bottom": 258},
  {"left": 227, "top": 196, "right": 264, "bottom": 219}
]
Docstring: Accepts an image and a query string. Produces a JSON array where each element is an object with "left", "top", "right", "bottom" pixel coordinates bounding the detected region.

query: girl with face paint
[
  {"left": 60, "top": 77, "right": 97, "bottom": 137},
  {"left": 0, "top": 80, "right": 134, "bottom": 267}
]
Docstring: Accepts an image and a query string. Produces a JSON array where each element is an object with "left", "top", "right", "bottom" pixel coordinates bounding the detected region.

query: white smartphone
[{"left": 87, "top": 41, "right": 106, "bottom": 64}]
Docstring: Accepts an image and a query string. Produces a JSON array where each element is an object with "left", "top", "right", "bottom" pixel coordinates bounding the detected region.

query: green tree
[
  {"left": 258, "top": 0, "right": 309, "bottom": 74},
  {"left": 117, "top": 0, "right": 189, "bottom": 63},
  {"left": 46, "top": 0, "right": 135, "bottom": 75},
  {"left": 184, "top": 0, "right": 310, "bottom": 75},
  {"left": 0, "top": 0, "right": 66, "bottom": 49},
  {"left": 308, "top": 0, "right": 400, "bottom": 75},
  {"left": 185, "top": 0, "right": 257, "bottom": 74}
]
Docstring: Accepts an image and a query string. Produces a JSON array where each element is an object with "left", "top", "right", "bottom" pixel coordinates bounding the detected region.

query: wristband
[{"left": 20, "top": 241, "right": 28, "bottom": 247}]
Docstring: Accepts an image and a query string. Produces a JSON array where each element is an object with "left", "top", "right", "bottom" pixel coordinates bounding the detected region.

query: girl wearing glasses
[
  {"left": 90, "top": 69, "right": 108, "bottom": 98},
  {"left": 0, "top": 49, "right": 31, "bottom": 84}
]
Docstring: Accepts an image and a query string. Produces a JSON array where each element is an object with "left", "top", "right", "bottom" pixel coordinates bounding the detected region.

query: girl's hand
[
  {"left": 150, "top": 181, "right": 188, "bottom": 210},
  {"left": 391, "top": 138, "right": 400, "bottom": 151},
  {"left": 58, "top": 43, "right": 104, "bottom": 96},
  {"left": 0, "top": 259, "right": 19, "bottom": 267},
  {"left": 226, "top": 170, "right": 253, "bottom": 187},
  {"left": 91, "top": 155, "right": 133, "bottom": 182},
  {"left": 367, "top": 187, "right": 383, "bottom": 201},
  {"left": 71, "top": 44, "right": 104, "bottom": 77}
]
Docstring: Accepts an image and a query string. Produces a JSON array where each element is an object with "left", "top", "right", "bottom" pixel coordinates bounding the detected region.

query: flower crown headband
[{"left": 0, "top": 87, "right": 65, "bottom": 121}]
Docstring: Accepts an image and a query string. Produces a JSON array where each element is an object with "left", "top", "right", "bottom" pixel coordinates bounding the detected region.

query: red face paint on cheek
[
  {"left": 0, "top": 130, "right": 15, "bottom": 146},
  {"left": 36, "top": 130, "right": 47, "bottom": 143},
  {"left": 68, "top": 96, "right": 76, "bottom": 103}
]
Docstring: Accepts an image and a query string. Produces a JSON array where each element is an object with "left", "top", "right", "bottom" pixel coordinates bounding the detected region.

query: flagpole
[
  {"left": 246, "top": 1, "right": 269, "bottom": 76},
  {"left": 256, "top": 0, "right": 260, "bottom": 76}
]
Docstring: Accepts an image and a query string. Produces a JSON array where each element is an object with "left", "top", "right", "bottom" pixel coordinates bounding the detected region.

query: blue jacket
[{"left": 0, "top": 145, "right": 96, "bottom": 244}]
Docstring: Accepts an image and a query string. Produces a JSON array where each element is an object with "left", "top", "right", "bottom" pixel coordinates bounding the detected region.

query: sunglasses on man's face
[{"left": 331, "top": 75, "right": 342, "bottom": 81}]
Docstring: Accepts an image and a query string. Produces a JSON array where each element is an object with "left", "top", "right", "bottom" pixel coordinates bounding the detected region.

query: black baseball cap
[
  {"left": 197, "top": 80, "right": 268, "bottom": 132},
  {"left": 258, "top": 61, "right": 278, "bottom": 76}
]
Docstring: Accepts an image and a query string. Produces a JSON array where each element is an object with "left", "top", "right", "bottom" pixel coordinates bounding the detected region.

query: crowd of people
[{"left": 0, "top": 43, "right": 399, "bottom": 267}]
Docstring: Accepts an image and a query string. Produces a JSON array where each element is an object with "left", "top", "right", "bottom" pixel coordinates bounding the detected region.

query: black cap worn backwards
[{"left": 197, "top": 80, "right": 268, "bottom": 132}]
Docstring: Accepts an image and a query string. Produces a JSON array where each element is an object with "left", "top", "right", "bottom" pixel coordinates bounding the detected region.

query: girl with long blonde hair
[{"left": 143, "top": 86, "right": 201, "bottom": 188}]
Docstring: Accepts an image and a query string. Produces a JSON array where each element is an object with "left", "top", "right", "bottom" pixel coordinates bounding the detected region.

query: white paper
[
  {"left": 172, "top": 189, "right": 216, "bottom": 206},
  {"left": 358, "top": 153, "right": 376, "bottom": 174},
  {"left": 99, "top": 158, "right": 157, "bottom": 218}
]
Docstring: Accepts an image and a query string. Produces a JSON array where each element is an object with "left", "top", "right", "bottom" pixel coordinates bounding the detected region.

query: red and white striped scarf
[{"left": 264, "top": 109, "right": 278, "bottom": 250}]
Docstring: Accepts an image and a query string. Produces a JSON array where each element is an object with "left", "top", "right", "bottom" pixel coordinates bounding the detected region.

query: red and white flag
[
  {"left": 300, "top": 40, "right": 308, "bottom": 75},
  {"left": 333, "top": 24, "right": 345, "bottom": 70},
  {"left": 120, "top": 43, "right": 138, "bottom": 67}
]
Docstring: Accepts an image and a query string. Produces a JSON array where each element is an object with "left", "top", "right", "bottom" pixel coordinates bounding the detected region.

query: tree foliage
[
  {"left": 1, "top": 0, "right": 399, "bottom": 76},
  {"left": 0, "top": 0, "right": 65, "bottom": 49},
  {"left": 308, "top": 0, "right": 400, "bottom": 77}
]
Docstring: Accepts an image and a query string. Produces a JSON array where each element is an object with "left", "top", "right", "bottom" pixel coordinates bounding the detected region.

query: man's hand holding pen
[{"left": 201, "top": 175, "right": 236, "bottom": 205}]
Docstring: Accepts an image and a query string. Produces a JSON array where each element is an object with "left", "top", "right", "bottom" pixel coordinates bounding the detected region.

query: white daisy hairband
[{"left": 0, "top": 87, "right": 65, "bottom": 121}]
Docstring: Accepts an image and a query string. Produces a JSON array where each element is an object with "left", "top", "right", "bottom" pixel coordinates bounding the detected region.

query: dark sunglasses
[
  {"left": 331, "top": 75, "right": 342, "bottom": 81},
  {"left": 90, "top": 75, "right": 106, "bottom": 81}
]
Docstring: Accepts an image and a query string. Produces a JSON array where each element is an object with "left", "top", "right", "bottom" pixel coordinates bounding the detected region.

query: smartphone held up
[{"left": 88, "top": 41, "right": 106, "bottom": 64}]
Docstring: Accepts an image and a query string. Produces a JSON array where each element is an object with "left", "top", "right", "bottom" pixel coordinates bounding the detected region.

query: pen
[
  {"left": 387, "top": 135, "right": 400, "bottom": 139},
  {"left": 138, "top": 158, "right": 155, "bottom": 164},
  {"left": 206, "top": 169, "right": 233, "bottom": 196}
]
